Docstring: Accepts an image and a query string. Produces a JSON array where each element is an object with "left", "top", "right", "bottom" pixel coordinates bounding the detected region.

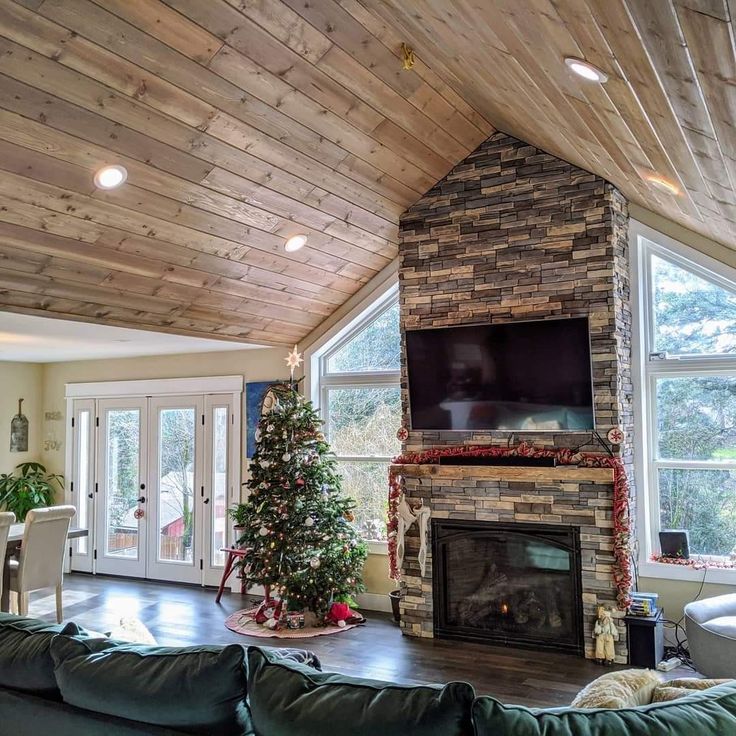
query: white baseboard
[{"left": 356, "top": 591, "right": 392, "bottom": 613}]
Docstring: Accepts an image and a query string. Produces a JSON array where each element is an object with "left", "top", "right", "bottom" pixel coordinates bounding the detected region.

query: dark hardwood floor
[{"left": 31, "top": 573, "right": 623, "bottom": 707}]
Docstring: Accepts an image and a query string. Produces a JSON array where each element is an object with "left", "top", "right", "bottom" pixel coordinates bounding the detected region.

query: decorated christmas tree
[{"left": 237, "top": 367, "right": 368, "bottom": 621}]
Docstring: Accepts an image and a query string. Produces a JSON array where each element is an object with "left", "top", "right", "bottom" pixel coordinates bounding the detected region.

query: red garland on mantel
[{"left": 387, "top": 442, "right": 633, "bottom": 610}]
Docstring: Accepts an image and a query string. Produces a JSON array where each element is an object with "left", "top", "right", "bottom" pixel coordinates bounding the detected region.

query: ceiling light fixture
[
  {"left": 564, "top": 57, "right": 608, "bottom": 83},
  {"left": 646, "top": 175, "right": 681, "bottom": 196},
  {"left": 284, "top": 234, "right": 308, "bottom": 252},
  {"left": 94, "top": 164, "right": 128, "bottom": 190}
]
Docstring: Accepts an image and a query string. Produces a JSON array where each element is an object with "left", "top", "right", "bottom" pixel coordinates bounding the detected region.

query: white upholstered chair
[
  {"left": 0, "top": 511, "right": 16, "bottom": 606},
  {"left": 9, "top": 505, "right": 75, "bottom": 622}
]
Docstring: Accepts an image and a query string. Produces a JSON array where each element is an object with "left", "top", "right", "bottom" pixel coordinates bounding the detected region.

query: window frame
[
  {"left": 306, "top": 281, "right": 400, "bottom": 552},
  {"left": 632, "top": 220, "right": 736, "bottom": 582}
]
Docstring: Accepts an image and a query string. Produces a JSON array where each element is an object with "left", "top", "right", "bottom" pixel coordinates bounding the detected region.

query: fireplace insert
[{"left": 432, "top": 519, "right": 583, "bottom": 654}]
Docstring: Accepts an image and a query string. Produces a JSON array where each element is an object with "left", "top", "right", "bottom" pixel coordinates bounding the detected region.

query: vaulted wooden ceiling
[{"left": 0, "top": 0, "right": 735, "bottom": 346}]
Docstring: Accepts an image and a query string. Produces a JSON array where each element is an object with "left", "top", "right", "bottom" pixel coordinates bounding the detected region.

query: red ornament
[{"left": 296, "top": 478, "right": 305, "bottom": 487}]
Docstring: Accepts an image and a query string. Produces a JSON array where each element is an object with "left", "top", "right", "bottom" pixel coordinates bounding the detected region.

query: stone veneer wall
[
  {"left": 396, "top": 464, "right": 627, "bottom": 662},
  {"left": 396, "top": 132, "right": 632, "bottom": 662}
]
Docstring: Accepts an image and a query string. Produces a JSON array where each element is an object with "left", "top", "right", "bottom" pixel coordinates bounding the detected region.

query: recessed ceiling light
[
  {"left": 94, "top": 164, "right": 128, "bottom": 190},
  {"left": 646, "top": 175, "right": 681, "bottom": 196},
  {"left": 564, "top": 57, "right": 608, "bottom": 83},
  {"left": 284, "top": 234, "right": 308, "bottom": 252}
]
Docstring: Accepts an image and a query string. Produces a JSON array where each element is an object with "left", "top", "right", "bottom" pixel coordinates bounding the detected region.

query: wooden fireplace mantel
[{"left": 389, "top": 463, "right": 614, "bottom": 483}]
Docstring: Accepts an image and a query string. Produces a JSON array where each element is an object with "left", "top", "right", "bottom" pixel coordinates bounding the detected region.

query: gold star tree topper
[{"left": 285, "top": 345, "right": 303, "bottom": 377}]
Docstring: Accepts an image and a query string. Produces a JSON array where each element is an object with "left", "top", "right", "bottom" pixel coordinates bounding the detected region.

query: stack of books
[{"left": 629, "top": 592, "right": 660, "bottom": 617}]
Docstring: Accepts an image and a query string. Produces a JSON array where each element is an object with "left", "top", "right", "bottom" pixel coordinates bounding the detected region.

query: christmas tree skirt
[{"left": 225, "top": 606, "right": 363, "bottom": 639}]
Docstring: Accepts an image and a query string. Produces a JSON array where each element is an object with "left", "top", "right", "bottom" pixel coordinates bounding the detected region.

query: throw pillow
[
  {"left": 51, "top": 635, "right": 251, "bottom": 736},
  {"left": 247, "top": 645, "right": 475, "bottom": 736},
  {"left": 571, "top": 669, "right": 663, "bottom": 709},
  {"left": 0, "top": 613, "right": 86, "bottom": 698},
  {"left": 473, "top": 681, "right": 736, "bottom": 736}
]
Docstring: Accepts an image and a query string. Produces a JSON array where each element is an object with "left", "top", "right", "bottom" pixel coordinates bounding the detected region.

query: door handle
[
  {"left": 203, "top": 498, "right": 210, "bottom": 505},
  {"left": 137, "top": 496, "right": 146, "bottom": 504},
  {"left": 87, "top": 493, "right": 93, "bottom": 499}
]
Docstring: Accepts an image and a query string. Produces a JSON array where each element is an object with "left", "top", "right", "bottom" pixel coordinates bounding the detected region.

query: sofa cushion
[
  {"left": 472, "top": 681, "right": 736, "bottom": 735},
  {"left": 51, "top": 636, "right": 251, "bottom": 736},
  {"left": 0, "top": 613, "right": 86, "bottom": 698},
  {"left": 247, "top": 645, "right": 475, "bottom": 736}
]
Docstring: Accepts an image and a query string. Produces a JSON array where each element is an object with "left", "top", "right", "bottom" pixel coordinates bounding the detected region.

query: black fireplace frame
[{"left": 432, "top": 518, "right": 584, "bottom": 655}]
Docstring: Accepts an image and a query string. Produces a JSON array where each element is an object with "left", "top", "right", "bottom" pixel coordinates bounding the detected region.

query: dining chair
[
  {"left": 0, "top": 512, "right": 16, "bottom": 607},
  {"left": 9, "top": 505, "right": 75, "bottom": 622}
]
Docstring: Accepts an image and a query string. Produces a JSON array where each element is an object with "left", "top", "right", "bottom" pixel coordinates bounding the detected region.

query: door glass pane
[
  {"left": 158, "top": 408, "right": 195, "bottom": 564},
  {"left": 326, "top": 302, "right": 401, "bottom": 373},
  {"left": 77, "top": 410, "right": 89, "bottom": 554},
  {"left": 212, "top": 406, "right": 228, "bottom": 567},
  {"left": 327, "top": 386, "right": 402, "bottom": 457},
  {"left": 338, "top": 461, "right": 389, "bottom": 541},
  {"left": 106, "top": 409, "right": 140, "bottom": 558},
  {"left": 656, "top": 375, "right": 736, "bottom": 461},
  {"left": 658, "top": 467, "right": 736, "bottom": 557},
  {"left": 652, "top": 254, "right": 736, "bottom": 355}
]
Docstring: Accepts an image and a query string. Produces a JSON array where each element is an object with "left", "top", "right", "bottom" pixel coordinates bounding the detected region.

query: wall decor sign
[
  {"left": 10, "top": 398, "right": 28, "bottom": 453},
  {"left": 245, "top": 381, "right": 282, "bottom": 458}
]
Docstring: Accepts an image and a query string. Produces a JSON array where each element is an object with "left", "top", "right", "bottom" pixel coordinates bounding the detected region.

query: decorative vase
[
  {"left": 233, "top": 525, "right": 246, "bottom": 549},
  {"left": 389, "top": 589, "right": 402, "bottom": 624}
]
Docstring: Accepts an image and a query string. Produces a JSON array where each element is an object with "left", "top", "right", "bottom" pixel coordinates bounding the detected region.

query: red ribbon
[{"left": 387, "top": 442, "right": 632, "bottom": 609}]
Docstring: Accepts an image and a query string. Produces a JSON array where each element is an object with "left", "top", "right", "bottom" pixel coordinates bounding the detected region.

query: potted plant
[
  {"left": 227, "top": 503, "right": 249, "bottom": 548},
  {"left": 0, "top": 462, "right": 64, "bottom": 521}
]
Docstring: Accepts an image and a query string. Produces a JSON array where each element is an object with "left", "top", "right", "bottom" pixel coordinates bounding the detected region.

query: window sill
[
  {"left": 366, "top": 540, "right": 388, "bottom": 555},
  {"left": 638, "top": 560, "right": 736, "bottom": 586}
]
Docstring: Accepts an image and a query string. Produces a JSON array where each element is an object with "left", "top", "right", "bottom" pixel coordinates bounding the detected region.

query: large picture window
[
  {"left": 315, "top": 294, "right": 401, "bottom": 543},
  {"left": 636, "top": 226, "right": 736, "bottom": 564}
]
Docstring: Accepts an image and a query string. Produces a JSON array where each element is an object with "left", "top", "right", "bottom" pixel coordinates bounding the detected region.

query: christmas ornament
[
  {"left": 396, "top": 426, "right": 409, "bottom": 442},
  {"left": 259, "top": 526, "right": 269, "bottom": 537},
  {"left": 282, "top": 452, "right": 291, "bottom": 462},
  {"left": 310, "top": 557, "right": 321, "bottom": 569},
  {"left": 305, "top": 517, "right": 315, "bottom": 527},
  {"left": 267, "top": 424, "right": 275, "bottom": 432},
  {"left": 285, "top": 345, "right": 304, "bottom": 377},
  {"left": 259, "top": 460, "right": 270, "bottom": 468},
  {"left": 607, "top": 427, "right": 625, "bottom": 445},
  {"left": 344, "top": 510, "right": 355, "bottom": 523},
  {"left": 296, "top": 478, "right": 305, "bottom": 487}
]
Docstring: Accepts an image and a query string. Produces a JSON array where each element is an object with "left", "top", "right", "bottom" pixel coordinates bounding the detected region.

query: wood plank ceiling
[{"left": 0, "top": 0, "right": 735, "bottom": 345}]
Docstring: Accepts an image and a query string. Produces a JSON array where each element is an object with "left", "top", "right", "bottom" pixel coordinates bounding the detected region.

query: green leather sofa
[{"left": 2, "top": 612, "right": 736, "bottom": 736}]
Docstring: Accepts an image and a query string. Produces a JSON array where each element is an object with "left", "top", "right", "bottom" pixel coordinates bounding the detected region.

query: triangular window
[
  {"left": 326, "top": 301, "right": 401, "bottom": 373},
  {"left": 652, "top": 254, "right": 736, "bottom": 356}
]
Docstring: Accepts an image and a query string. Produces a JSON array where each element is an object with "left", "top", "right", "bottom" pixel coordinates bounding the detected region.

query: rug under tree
[{"left": 225, "top": 606, "right": 363, "bottom": 639}]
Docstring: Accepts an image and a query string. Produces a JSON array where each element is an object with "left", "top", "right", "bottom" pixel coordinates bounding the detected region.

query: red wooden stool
[{"left": 215, "top": 547, "right": 249, "bottom": 603}]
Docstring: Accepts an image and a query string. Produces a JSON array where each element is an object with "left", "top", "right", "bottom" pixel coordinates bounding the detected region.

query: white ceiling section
[{"left": 0, "top": 312, "right": 263, "bottom": 363}]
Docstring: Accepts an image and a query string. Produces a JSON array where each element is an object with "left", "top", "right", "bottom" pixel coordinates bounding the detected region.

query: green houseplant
[
  {"left": 227, "top": 503, "right": 249, "bottom": 548},
  {"left": 0, "top": 462, "right": 64, "bottom": 521}
]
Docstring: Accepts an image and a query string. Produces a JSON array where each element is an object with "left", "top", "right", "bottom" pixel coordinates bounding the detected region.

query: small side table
[
  {"left": 625, "top": 609, "right": 664, "bottom": 669},
  {"left": 215, "top": 547, "right": 248, "bottom": 603}
]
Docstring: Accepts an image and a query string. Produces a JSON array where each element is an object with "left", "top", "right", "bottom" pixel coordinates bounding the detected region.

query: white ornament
[
  {"left": 337, "top": 620, "right": 346, "bottom": 628},
  {"left": 305, "top": 517, "right": 314, "bottom": 527},
  {"left": 310, "top": 557, "right": 321, "bottom": 569},
  {"left": 267, "top": 424, "right": 274, "bottom": 432},
  {"left": 254, "top": 428, "right": 261, "bottom": 442},
  {"left": 259, "top": 460, "right": 270, "bottom": 468},
  {"left": 607, "top": 427, "right": 625, "bottom": 445},
  {"left": 259, "top": 526, "right": 269, "bottom": 537},
  {"left": 282, "top": 452, "right": 291, "bottom": 462},
  {"left": 264, "top": 618, "right": 278, "bottom": 630}
]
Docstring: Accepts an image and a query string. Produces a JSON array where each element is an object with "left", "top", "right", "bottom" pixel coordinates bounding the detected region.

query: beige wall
[
  {"left": 0, "top": 362, "right": 44, "bottom": 474},
  {"left": 639, "top": 576, "right": 736, "bottom": 622}
]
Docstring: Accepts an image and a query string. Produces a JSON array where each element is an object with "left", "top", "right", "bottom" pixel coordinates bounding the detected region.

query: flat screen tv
[{"left": 405, "top": 317, "right": 594, "bottom": 432}]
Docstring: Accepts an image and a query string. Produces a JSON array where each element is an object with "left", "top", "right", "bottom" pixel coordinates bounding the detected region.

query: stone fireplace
[
  {"left": 433, "top": 518, "right": 583, "bottom": 654},
  {"left": 395, "top": 132, "right": 633, "bottom": 663}
]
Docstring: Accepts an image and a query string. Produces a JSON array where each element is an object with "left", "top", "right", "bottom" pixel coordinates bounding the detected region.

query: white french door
[
  {"left": 96, "top": 398, "right": 148, "bottom": 578},
  {"left": 68, "top": 384, "right": 239, "bottom": 586}
]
